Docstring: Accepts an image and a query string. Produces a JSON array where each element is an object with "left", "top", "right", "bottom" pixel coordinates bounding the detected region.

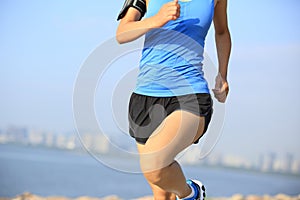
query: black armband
[{"left": 117, "top": 0, "right": 147, "bottom": 21}]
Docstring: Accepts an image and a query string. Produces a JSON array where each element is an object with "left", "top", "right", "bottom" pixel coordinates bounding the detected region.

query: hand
[
  {"left": 212, "top": 73, "right": 229, "bottom": 103},
  {"left": 154, "top": 0, "right": 180, "bottom": 27}
]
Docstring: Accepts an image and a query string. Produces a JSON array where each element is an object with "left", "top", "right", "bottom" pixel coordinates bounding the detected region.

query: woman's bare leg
[
  {"left": 148, "top": 182, "right": 176, "bottom": 200},
  {"left": 137, "top": 110, "right": 205, "bottom": 199}
]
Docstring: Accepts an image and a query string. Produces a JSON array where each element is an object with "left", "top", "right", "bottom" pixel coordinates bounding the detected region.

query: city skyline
[{"left": 0, "top": 124, "right": 299, "bottom": 175}]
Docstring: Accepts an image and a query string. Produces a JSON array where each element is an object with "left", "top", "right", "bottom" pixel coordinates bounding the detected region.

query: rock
[
  {"left": 12, "top": 192, "right": 44, "bottom": 200},
  {"left": 9, "top": 193, "right": 121, "bottom": 200},
  {"left": 275, "top": 194, "right": 292, "bottom": 200},
  {"left": 99, "top": 195, "right": 121, "bottom": 200},
  {"left": 232, "top": 194, "right": 244, "bottom": 200},
  {"left": 262, "top": 195, "right": 272, "bottom": 200},
  {"left": 47, "top": 196, "right": 70, "bottom": 200},
  {"left": 210, "top": 197, "right": 230, "bottom": 200},
  {"left": 76, "top": 196, "right": 101, "bottom": 200},
  {"left": 2, "top": 193, "right": 300, "bottom": 200},
  {"left": 246, "top": 195, "right": 262, "bottom": 200},
  {"left": 290, "top": 196, "right": 300, "bottom": 200},
  {"left": 135, "top": 196, "right": 153, "bottom": 200}
]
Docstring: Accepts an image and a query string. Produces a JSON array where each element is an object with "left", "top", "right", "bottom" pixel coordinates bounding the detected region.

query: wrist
[
  {"left": 218, "top": 71, "right": 227, "bottom": 82},
  {"left": 150, "top": 15, "right": 166, "bottom": 28}
]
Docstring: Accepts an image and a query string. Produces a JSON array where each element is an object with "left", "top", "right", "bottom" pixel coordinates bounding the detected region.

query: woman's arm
[
  {"left": 214, "top": 0, "right": 231, "bottom": 81},
  {"left": 116, "top": 0, "right": 180, "bottom": 44},
  {"left": 212, "top": 0, "right": 231, "bottom": 103}
]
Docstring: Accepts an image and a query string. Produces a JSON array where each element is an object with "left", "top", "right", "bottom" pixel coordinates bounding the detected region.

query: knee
[
  {"left": 140, "top": 150, "right": 174, "bottom": 173},
  {"left": 142, "top": 160, "right": 175, "bottom": 186}
]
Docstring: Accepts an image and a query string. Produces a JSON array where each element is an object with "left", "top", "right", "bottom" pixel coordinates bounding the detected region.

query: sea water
[{"left": 0, "top": 144, "right": 299, "bottom": 199}]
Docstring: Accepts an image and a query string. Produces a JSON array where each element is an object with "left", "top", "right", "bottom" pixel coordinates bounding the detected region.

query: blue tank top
[{"left": 134, "top": 0, "right": 214, "bottom": 97}]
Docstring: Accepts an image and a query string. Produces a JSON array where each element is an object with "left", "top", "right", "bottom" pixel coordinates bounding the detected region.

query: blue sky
[{"left": 0, "top": 0, "right": 300, "bottom": 161}]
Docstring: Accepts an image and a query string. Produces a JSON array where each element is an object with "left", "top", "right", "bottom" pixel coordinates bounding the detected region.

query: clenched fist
[
  {"left": 154, "top": 0, "right": 181, "bottom": 27},
  {"left": 212, "top": 73, "right": 229, "bottom": 103}
]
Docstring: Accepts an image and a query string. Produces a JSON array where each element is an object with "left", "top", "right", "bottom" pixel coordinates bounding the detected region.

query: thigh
[{"left": 137, "top": 110, "right": 205, "bottom": 172}]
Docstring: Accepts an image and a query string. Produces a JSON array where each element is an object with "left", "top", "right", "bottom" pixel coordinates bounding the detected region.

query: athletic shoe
[{"left": 186, "top": 179, "right": 206, "bottom": 200}]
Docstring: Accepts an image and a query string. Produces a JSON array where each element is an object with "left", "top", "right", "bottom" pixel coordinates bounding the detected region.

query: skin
[
  {"left": 116, "top": 0, "right": 231, "bottom": 199},
  {"left": 137, "top": 110, "right": 205, "bottom": 199},
  {"left": 212, "top": 0, "right": 231, "bottom": 102}
]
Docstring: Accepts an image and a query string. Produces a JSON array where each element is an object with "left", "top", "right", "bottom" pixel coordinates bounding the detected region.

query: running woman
[{"left": 116, "top": 0, "right": 231, "bottom": 199}]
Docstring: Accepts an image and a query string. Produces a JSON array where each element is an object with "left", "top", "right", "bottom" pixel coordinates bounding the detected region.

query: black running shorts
[{"left": 128, "top": 92, "right": 213, "bottom": 144}]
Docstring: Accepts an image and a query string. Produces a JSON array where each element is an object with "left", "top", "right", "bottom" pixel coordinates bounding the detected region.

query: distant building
[
  {"left": 285, "top": 153, "right": 294, "bottom": 173},
  {"left": 80, "top": 132, "right": 110, "bottom": 154},
  {"left": 0, "top": 129, "right": 8, "bottom": 144},
  {"left": 44, "top": 132, "right": 55, "bottom": 147},
  {"left": 203, "top": 152, "right": 223, "bottom": 166},
  {"left": 80, "top": 133, "right": 93, "bottom": 150},
  {"left": 6, "top": 125, "right": 29, "bottom": 144},
  {"left": 65, "top": 135, "right": 76, "bottom": 150},
  {"left": 178, "top": 145, "right": 201, "bottom": 165},
  {"left": 92, "top": 134, "right": 110, "bottom": 154},
  {"left": 261, "top": 152, "right": 276, "bottom": 172},
  {"left": 221, "top": 154, "right": 252, "bottom": 169},
  {"left": 291, "top": 160, "right": 300, "bottom": 174},
  {"left": 28, "top": 129, "right": 44, "bottom": 145},
  {"left": 270, "top": 153, "right": 298, "bottom": 174},
  {"left": 55, "top": 134, "right": 67, "bottom": 149}
]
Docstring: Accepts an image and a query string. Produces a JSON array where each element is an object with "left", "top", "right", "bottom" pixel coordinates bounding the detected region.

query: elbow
[
  {"left": 215, "top": 28, "right": 231, "bottom": 44},
  {"left": 116, "top": 32, "right": 134, "bottom": 44},
  {"left": 116, "top": 28, "right": 126, "bottom": 44},
  {"left": 116, "top": 34, "right": 126, "bottom": 44},
  {"left": 116, "top": 30, "right": 133, "bottom": 44},
  {"left": 215, "top": 27, "right": 230, "bottom": 36},
  {"left": 216, "top": 24, "right": 231, "bottom": 37},
  {"left": 116, "top": 25, "right": 131, "bottom": 44}
]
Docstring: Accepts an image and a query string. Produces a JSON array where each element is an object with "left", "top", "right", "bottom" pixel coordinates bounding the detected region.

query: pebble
[{"left": 3, "top": 193, "right": 300, "bottom": 200}]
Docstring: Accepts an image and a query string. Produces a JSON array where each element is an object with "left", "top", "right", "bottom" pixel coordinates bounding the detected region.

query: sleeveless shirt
[{"left": 134, "top": 0, "right": 214, "bottom": 97}]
